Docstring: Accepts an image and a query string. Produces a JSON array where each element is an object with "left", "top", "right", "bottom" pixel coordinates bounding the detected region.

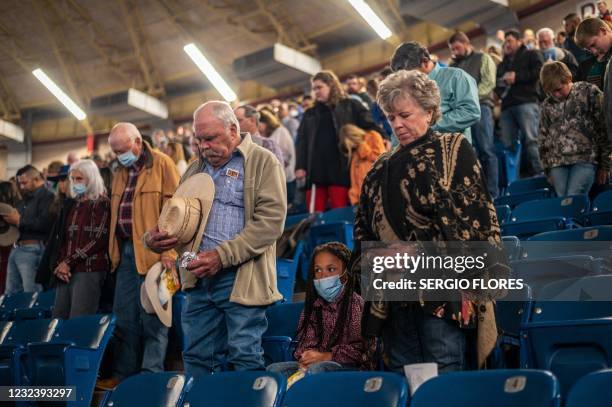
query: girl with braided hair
[{"left": 267, "top": 242, "right": 374, "bottom": 379}]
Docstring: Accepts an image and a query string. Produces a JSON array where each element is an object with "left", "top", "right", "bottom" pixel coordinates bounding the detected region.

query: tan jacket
[
  {"left": 180, "top": 134, "right": 287, "bottom": 306},
  {"left": 109, "top": 142, "right": 180, "bottom": 274}
]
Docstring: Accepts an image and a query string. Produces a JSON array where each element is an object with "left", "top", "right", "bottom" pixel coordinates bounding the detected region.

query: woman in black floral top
[{"left": 354, "top": 70, "right": 509, "bottom": 372}]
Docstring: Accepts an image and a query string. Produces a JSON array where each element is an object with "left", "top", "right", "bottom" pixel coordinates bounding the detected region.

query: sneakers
[{"left": 96, "top": 377, "right": 120, "bottom": 390}]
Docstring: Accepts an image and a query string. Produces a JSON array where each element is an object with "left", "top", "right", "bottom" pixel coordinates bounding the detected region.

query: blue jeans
[
  {"left": 550, "top": 163, "right": 596, "bottom": 197},
  {"left": 182, "top": 267, "right": 268, "bottom": 377},
  {"left": 383, "top": 304, "right": 466, "bottom": 373},
  {"left": 500, "top": 103, "right": 543, "bottom": 178},
  {"left": 266, "top": 361, "right": 344, "bottom": 378},
  {"left": 6, "top": 243, "right": 43, "bottom": 294},
  {"left": 471, "top": 104, "right": 499, "bottom": 198},
  {"left": 111, "top": 242, "right": 168, "bottom": 380}
]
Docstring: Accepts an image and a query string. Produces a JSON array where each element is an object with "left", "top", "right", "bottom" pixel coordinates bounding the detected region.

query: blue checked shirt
[{"left": 199, "top": 151, "right": 245, "bottom": 251}]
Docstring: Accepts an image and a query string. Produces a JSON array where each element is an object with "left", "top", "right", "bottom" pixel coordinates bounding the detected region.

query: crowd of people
[{"left": 0, "top": 10, "right": 611, "bottom": 387}]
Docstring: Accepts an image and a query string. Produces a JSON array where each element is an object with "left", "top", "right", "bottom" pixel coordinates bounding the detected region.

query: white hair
[
  {"left": 68, "top": 159, "right": 106, "bottom": 201},
  {"left": 536, "top": 27, "right": 555, "bottom": 39},
  {"left": 193, "top": 101, "right": 240, "bottom": 133},
  {"left": 108, "top": 122, "right": 142, "bottom": 144}
]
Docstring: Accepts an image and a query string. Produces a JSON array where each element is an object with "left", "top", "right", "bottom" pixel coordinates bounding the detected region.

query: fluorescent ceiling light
[
  {"left": 32, "top": 68, "right": 87, "bottom": 120},
  {"left": 184, "top": 43, "right": 237, "bottom": 102},
  {"left": 348, "top": 0, "right": 392, "bottom": 40}
]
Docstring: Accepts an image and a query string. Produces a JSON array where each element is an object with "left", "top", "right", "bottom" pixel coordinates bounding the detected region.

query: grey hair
[
  {"left": 68, "top": 159, "right": 106, "bottom": 201},
  {"left": 108, "top": 122, "right": 142, "bottom": 144},
  {"left": 536, "top": 27, "right": 555, "bottom": 39},
  {"left": 238, "top": 104, "right": 260, "bottom": 124},
  {"left": 193, "top": 101, "right": 240, "bottom": 133},
  {"left": 377, "top": 70, "right": 441, "bottom": 124}
]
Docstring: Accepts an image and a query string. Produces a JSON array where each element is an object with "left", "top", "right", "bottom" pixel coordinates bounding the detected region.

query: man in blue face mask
[
  {"left": 99, "top": 123, "right": 180, "bottom": 390},
  {"left": 537, "top": 27, "right": 578, "bottom": 78}
]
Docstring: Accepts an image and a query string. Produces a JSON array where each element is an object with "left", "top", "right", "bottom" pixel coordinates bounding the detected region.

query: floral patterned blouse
[{"left": 355, "top": 130, "right": 507, "bottom": 329}]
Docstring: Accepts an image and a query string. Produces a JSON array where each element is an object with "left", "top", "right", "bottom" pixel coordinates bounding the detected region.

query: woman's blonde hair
[
  {"left": 258, "top": 108, "right": 281, "bottom": 135},
  {"left": 540, "top": 61, "right": 572, "bottom": 94},
  {"left": 312, "top": 70, "right": 346, "bottom": 106},
  {"left": 68, "top": 159, "right": 106, "bottom": 200},
  {"left": 338, "top": 124, "right": 366, "bottom": 165},
  {"left": 377, "top": 70, "right": 441, "bottom": 124},
  {"left": 575, "top": 17, "right": 612, "bottom": 48}
]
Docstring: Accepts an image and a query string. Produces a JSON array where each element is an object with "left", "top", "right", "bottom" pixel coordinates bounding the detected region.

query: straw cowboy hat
[
  {"left": 0, "top": 203, "right": 19, "bottom": 247},
  {"left": 141, "top": 173, "right": 215, "bottom": 326}
]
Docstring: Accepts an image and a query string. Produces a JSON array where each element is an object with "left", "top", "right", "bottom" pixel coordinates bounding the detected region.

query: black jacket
[
  {"left": 17, "top": 185, "right": 55, "bottom": 242},
  {"left": 36, "top": 198, "right": 74, "bottom": 289},
  {"left": 495, "top": 45, "right": 544, "bottom": 108},
  {"left": 296, "top": 98, "right": 384, "bottom": 188}
]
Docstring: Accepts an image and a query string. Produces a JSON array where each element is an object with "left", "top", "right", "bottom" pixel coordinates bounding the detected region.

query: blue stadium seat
[
  {"left": 14, "top": 289, "right": 56, "bottom": 320},
  {"left": 318, "top": 206, "right": 356, "bottom": 225},
  {"left": 184, "top": 371, "right": 285, "bottom": 407},
  {"left": 283, "top": 372, "right": 408, "bottom": 407},
  {"left": 26, "top": 314, "right": 115, "bottom": 406},
  {"left": 491, "top": 285, "right": 532, "bottom": 368},
  {"left": 308, "top": 222, "right": 354, "bottom": 250},
  {"left": 521, "top": 276, "right": 612, "bottom": 398},
  {"left": 494, "top": 188, "right": 554, "bottom": 209},
  {"left": 507, "top": 176, "right": 553, "bottom": 195},
  {"left": 495, "top": 205, "right": 512, "bottom": 225},
  {"left": 262, "top": 302, "right": 303, "bottom": 365},
  {"left": 103, "top": 372, "right": 192, "bottom": 407},
  {"left": 502, "top": 195, "right": 589, "bottom": 239},
  {"left": 411, "top": 370, "right": 560, "bottom": 407},
  {"left": 0, "top": 318, "right": 58, "bottom": 386},
  {"left": 0, "top": 291, "right": 37, "bottom": 320},
  {"left": 276, "top": 241, "right": 304, "bottom": 303},
  {"left": 284, "top": 212, "right": 319, "bottom": 230},
  {"left": 502, "top": 236, "right": 523, "bottom": 261},
  {"left": 526, "top": 226, "right": 612, "bottom": 259},
  {"left": 582, "top": 190, "right": 612, "bottom": 226},
  {"left": 510, "top": 255, "right": 602, "bottom": 296},
  {"left": 565, "top": 369, "right": 612, "bottom": 407}
]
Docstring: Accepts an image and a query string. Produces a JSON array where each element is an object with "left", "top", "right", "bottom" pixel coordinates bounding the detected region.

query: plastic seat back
[
  {"left": 184, "top": 371, "right": 285, "bottom": 407},
  {"left": 565, "top": 369, "right": 612, "bottom": 407},
  {"left": 411, "top": 370, "right": 560, "bottom": 407},
  {"left": 283, "top": 372, "right": 408, "bottom": 407},
  {"left": 104, "top": 372, "right": 191, "bottom": 407}
]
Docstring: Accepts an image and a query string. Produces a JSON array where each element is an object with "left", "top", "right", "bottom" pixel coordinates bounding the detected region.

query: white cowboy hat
[
  {"left": 141, "top": 262, "right": 178, "bottom": 327},
  {"left": 157, "top": 173, "right": 215, "bottom": 256},
  {"left": 0, "top": 203, "right": 19, "bottom": 247}
]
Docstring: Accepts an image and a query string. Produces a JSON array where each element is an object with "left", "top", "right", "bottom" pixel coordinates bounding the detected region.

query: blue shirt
[
  {"left": 199, "top": 151, "right": 245, "bottom": 251},
  {"left": 428, "top": 63, "right": 481, "bottom": 143}
]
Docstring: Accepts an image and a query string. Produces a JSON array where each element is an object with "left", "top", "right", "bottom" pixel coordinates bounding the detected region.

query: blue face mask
[
  {"left": 314, "top": 275, "right": 344, "bottom": 302},
  {"left": 542, "top": 48, "right": 556, "bottom": 61},
  {"left": 118, "top": 150, "right": 138, "bottom": 167},
  {"left": 71, "top": 183, "right": 87, "bottom": 196}
]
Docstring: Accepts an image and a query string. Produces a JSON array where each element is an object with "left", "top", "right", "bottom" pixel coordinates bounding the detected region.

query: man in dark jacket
[
  {"left": 563, "top": 13, "right": 591, "bottom": 63},
  {"left": 2, "top": 165, "right": 54, "bottom": 294},
  {"left": 449, "top": 31, "right": 499, "bottom": 198},
  {"left": 495, "top": 29, "right": 545, "bottom": 181}
]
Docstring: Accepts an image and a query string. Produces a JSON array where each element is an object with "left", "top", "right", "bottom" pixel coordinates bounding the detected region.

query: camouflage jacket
[{"left": 539, "top": 81, "right": 611, "bottom": 171}]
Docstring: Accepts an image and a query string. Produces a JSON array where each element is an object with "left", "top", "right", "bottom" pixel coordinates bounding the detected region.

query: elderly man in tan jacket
[
  {"left": 147, "top": 101, "right": 287, "bottom": 376},
  {"left": 98, "top": 122, "right": 179, "bottom": 389}
]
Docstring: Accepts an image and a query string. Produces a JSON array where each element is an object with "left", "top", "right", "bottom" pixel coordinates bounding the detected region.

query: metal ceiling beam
[
  {"left": 32, "top": 0, "right": 93, "bottom": 134},
  {"left": 63, "top": 0, "right": 134, "bottom": 86},
  {"left": 253, "top": 0, "right": 316, "bottom": 53},
  {"left": 117, "top": 0, "right": 165, "bottom": 96},
  {"left": 0, "top": 74, "right": 21, "bottom": 120}
]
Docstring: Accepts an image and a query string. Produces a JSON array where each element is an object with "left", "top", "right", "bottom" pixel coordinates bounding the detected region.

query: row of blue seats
[
  {"left": 0, "top": 289, "right": 55, "bottom": 320},
  {"left": 0, "top": 314, "right": 114, "bottom": 406},
  {"left": 495, "top": 273, "right": 612, "bottom": 398},
  {"left": 495, "top": 191, "right": 612, "bottom": 240},
  {"left": 98, "top": 367, "right": 612, "bottom": 407}
]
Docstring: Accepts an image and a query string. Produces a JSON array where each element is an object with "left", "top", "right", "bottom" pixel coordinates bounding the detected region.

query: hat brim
[
  {"left": 141, "top": 262, "right": 173, "bottom": 327},
  {"left": 170, "top": 173, "right": 215, "bottom": 256},
  {"left": 0, "top": 226, "right": 19, "bottom": 247}
]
